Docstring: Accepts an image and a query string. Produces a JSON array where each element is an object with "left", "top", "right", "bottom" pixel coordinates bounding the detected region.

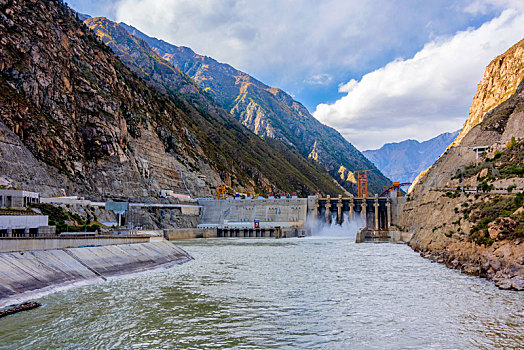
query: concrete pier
[
  {"left": 386, "top": 201, "right": 391, "bottom": 229},
  {"left": 374, "top": 196, "right": 379, "bottom": 230},
  {"left": 349, "top": 198, "right": 355, "bottom": 221},
  {"left": 360, "top": 201, "right": 367, "bottom": 228},
  {"left": 337, "top": 195, "right": 343, "bottom": 225},
  {"left": 324, "top": 195, "right": 332, "bottom": 224}
]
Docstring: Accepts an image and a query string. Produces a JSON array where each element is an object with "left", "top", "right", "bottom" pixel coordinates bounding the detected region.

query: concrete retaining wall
[
  {"left": 356, "top": 229, "right": 413, "bottom": 243},
  {"left": 164, "top": 228, "right": 217, "bottom": 240},
  {"left": 0, "top": 236, "right": 151, "bottom": 253},
  {"left": 388, "top": 230, "right": 414, "bottom": 243},
  {"left": 0, "top": 241, "right": 192, "bottom": 307}
]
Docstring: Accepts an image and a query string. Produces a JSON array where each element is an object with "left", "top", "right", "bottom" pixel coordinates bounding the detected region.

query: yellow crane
[
  {"left": 216, "top": 185, "right": 227, "bottom": 200},
  {"left": 356, "top": 169, "right": 375, "bottom": 198}
]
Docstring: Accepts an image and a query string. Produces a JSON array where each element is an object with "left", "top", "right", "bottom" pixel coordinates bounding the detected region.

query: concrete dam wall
[
  {"left": 0, "top": 241, "right": 192, "bottom": 307},
  {"left": 199, "top": 198, "right": 312, "bottom": 227}
]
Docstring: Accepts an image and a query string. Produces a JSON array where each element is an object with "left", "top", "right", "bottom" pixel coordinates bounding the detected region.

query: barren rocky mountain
[
  {"left": 0, "top": 0, "right": 344, "bottom": 200},
  {"left": 453, "top": 38, "right": 524, "bottom": 147},
  {"left": 399, "top": 39, "right": 524, "bottom": 290},
  {"left": 363, "top": 131, "right": 459, "bottom": 184},
  {"left": 120, "top": 22, "right": 391, "bottom": 195}
]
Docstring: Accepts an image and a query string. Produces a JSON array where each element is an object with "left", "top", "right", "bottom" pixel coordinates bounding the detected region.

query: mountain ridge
[
  {"left": 363, "top": 131, "right": 459, "bottom": 184},
  {"left": 119, "top": 22, "right": 391, "bottom": 195},
  {"left": 0, "top": 1, "right": 343, "bottom": 199}
]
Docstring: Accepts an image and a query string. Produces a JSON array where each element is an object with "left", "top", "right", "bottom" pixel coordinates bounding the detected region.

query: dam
[{"left": 196, "top": 195, "right": 405, "bottom": 240}]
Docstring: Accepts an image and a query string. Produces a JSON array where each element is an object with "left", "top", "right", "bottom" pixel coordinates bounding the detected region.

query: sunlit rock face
[
  {"left": 399, "top": 38, "right": 524, "bottom": 290},
  {"left": 453, "top": 38, "right": 524, "bottom": 147}
]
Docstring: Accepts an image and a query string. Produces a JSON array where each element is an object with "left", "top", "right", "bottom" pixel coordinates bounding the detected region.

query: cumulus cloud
[
  {"left": 313, "top": 9, "right": 524, "bottom": 150},
  {"left": 110, "top": 0, "right": 501, "bottom": 99}
]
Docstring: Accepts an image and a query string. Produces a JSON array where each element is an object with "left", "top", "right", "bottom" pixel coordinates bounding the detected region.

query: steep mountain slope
[
  {"left": 398, "top": 40, "right": 524, "bottom": 290},
  {"left": 0, "top": 0, "right": 342, "bottom": 199},
  {"left": 83, "top": 17, "right": 343, "bottom": 197},
  {"left": 452, "top": 38, "right": 524, "bottom": 147},
  {"left": 120, "top": 23, "right": 391, "bottom": 195},
  {"left": 363, "top": 131, "right": 459, "bottom": 184}
]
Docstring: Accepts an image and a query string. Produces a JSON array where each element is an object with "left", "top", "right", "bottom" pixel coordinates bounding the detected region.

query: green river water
[{"left": 0, "top": 237, "right": 523, "bottom": 349}]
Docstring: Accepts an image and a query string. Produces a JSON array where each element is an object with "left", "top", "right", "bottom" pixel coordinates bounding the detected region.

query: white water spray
[{"left": 306, "top": 212, "right": 362, "bottom": 238}]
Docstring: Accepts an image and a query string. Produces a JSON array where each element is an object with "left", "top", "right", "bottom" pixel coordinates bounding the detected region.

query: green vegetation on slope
[
  {"left": 30, "top": 203, "right": 101, "bottom": 234},
  {"left": 85, "top": 17, "right": 343, "bottom": 196}
]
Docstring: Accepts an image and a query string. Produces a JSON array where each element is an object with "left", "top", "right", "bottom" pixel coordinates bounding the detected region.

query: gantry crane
[
  {"left": 216, "top": 185, "right": 227, "bottom": 200},
  {"left": 380, "top": 182, "right": 412, "bottom": 197},
  {"left": 357, "top": 169, "right": 375, "bottom": 198}
]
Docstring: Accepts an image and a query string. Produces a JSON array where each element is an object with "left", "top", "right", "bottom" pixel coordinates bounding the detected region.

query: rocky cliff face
[
  {"left": 411, "top": 39, "right": 524, "bottom": 192},
  {"left": 399, "top": 43, "right": 524, "bottom": 290},
  {"left": 121, "top": 23, "right": 391, "bottom": 195},
  {"left": 453, "top": 38, "right": 524, "bottom": 147},
  {"left": 0, "top": 0, "right": 343, "bottom": 200},
  {"left": 363, "top": 131, "right": 459, "bottom": 184},
  {"left": 83, "top": 17, "right": 344, "bottom": 197}
]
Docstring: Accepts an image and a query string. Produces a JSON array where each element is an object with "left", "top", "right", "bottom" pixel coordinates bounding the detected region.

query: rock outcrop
[
  {"left": 399, "top": 40, "right": 524, "bottom": 290},
  {"left": 120, "top": 23, "right": 391, "bottom": 195},
  {"left": 453, "top": 38, "right": 524, "bottom": 147}
]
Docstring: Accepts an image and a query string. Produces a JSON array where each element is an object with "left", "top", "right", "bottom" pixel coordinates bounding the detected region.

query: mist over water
[{"left": 307, "top": 213, "right": 362, "bottom": 238}]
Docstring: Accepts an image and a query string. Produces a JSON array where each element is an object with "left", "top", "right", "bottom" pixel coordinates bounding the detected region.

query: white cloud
[
  {"left": 464, "top": 0, "right": 524, "bottom": 15},
  {"left": 111, "top": 0, "right": 500, "bottom": 95},
  {"left": 313, "top": 9, "right": 524, "bottom": 150},
  {"left": 305, "top": 74, "right": 333, "bottom": 85}
]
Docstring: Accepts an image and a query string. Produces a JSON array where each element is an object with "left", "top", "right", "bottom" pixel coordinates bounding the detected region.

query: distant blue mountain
[{"left": 363, "top": 130, "right": 460, "bottom": 184}]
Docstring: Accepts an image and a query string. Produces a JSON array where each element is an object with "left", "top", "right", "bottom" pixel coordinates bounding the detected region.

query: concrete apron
[{"left": 0, "top": 240, "right": 192, "bottom": 308}]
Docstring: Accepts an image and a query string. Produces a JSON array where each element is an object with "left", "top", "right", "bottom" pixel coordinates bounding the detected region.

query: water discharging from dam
[
  {"left": 1, "top": 237, "right": 522, "bottom": 349},
  {"left": 307, "top": 212, "right": 362, "bottom": 238}
]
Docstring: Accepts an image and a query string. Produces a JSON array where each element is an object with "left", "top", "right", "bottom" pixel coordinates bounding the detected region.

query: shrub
[
  {"left": 515, "top": 193, "right": 524, "bottom": 208},
  {"left": 477, "top": 181, "right": 493, "bottom": 193},
  {"left": 501, "top": 165, "right": 524, "bottom": 176},
  {"left": 507, "top": 185, "right": 517, "bottom": 193},
  {"left": 506, "top": 136, "right": 517, "bottom": 149},
  {"left": 444, "top": 190, "right": 460, "bottom": 199},
  {"left": 88, "top": 224, "right": 101, "bottom": 232},
  {"left": 500, "top": 210, "right": 512, "bottom": 217}
]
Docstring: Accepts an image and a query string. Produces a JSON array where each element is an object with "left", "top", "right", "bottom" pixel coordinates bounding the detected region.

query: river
[{"left": 0, "top": 237, "right": 522, "bottom": 349}]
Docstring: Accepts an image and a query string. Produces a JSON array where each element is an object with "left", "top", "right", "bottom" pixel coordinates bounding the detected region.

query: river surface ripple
[{"left": 0, "top": 237, "right": 523, "bottom": 349}]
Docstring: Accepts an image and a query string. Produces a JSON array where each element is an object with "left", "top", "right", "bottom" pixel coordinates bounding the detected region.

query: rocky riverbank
[
  {"left": 413, "top": 240, "right": 524, "bottom": 290},
  {"left": 401, "top": 39, "right": 524, "bottom": 291}
]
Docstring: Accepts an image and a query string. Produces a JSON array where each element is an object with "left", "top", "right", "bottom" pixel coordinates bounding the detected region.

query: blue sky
[{"left": 67, "top": 0, "right": 524, "bottom": 149}]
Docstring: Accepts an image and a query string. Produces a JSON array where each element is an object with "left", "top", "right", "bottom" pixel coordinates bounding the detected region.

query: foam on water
[{"left": 307, "top": 212, "right": 362, "bottom": 238}]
